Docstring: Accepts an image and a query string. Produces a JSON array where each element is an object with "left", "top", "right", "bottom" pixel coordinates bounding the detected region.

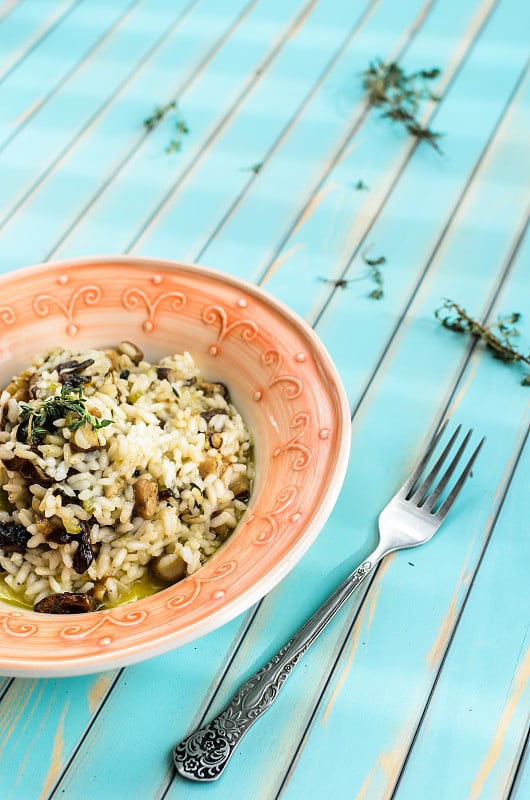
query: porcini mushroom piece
[
  {"left": 118, "top": 341, "right": 144, "bottom": 365},
  {"left": 229, "top": 474, "right": 251, "bottom": 503},
  {"left": 149, "top": 552, "right": 187, "bottom": 584},
  {"left": 33, "top": 592, "right": 96, "bottom": 613},
  {"left": 134, "top": 478, "right": 158, "bottom": 519}
]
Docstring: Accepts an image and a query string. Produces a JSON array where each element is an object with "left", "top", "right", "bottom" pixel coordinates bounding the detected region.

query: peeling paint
[
  {"left": 468, "top": 647, "right": 530, "bottom": 800},
  {"left": 39, "top": 703, "right": 68, "bottom": 800},
  {"left": 87, "top": 672, "right": 115, "bottom": 714}
]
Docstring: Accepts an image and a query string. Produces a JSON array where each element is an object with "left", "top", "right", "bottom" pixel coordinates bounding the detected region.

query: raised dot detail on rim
[
  {"left": 319, "top": 428, "right": 331, "bottom": 439},
  {"left": 212, "top": 590, "right": 225, "bottom": 600},
  {"left": 66, "top": 324, "right": 78, "bottom": 336},
  {"left": 152, "top": 274, "right": 163, "bottom": 284},
  {"left": 99, "top": 637, "right": 112, "bottom": 647},
  {"left": 57, "top": 275, "right": 68, "bottom": 285},
  {"left": 208, "top": 345, "right": 219, "bottom": 356},
  {"left": 295, "top": 353, "right": 305, "bottom": 362},
  {"left": 253, "top": 390, "right": 263, "bottom": 401},
  {"left": 237, "top": 299, "right": 247, "bottom": 308},
  {"left": 143, "top": 320, "right": 154, "bottom": 332},
  {"left": 290, "top": 512, "right": 302, "bottom": 523}
]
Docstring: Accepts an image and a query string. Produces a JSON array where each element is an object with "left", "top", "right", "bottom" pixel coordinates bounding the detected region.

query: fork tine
[
  {"left": 409, "top": 424, "right": 462, "bottom": 505},
  {"left": 423, "top": 428, "right": 472, "bottom": 512},
  {"left": 435, "top": 436, "right": 486, "bottom": 520},
  {"left": 399, "top": 419, "right": 450, "bottom": 498}
]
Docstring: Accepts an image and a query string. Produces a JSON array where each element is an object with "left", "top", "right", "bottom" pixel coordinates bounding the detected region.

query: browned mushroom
[
  {"left": 209, "top": 433, "right": 223, "bottom": 449},
  {"left": 72, "top": 522, "right": 94, "bottom": 574},
  {"left": 134, "top": 478, "right": 158, "bottom": 519},
  {"left": 200, "top": 381, "right": 229, "bottom": 400},
  {"left": 200, "top": 408, "right": 228, "bottom": 424},
  {"left": 156, "top": 366, "right": 172, "bottom": 380},
  {"left": 33, "top": 592, "right": 96, "bottom": 613},
  {"left": 118, "top": 341, "right": 143, "bottom": 365},
  {"left": 210, "top": 513, "right": 234, "bottom": 542},
  {"left": 229, "top": 474, "right": 251, "bottom": 503},
  {"left": 0, "top": 521, "right": 31, "bottom": 553},
  {"left": 199, "top": 457, "right": 221, "bottom": 479},
  {"left": 8, "top": 456, "right": 51, "bottom": 484},
  {"left": 148, "top": 552, "right": 187, "bottom": 584}
]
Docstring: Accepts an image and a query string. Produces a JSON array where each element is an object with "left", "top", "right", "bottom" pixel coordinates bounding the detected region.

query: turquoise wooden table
[{"left": 0, "top": 0, "right": 529, "bottom": 797}]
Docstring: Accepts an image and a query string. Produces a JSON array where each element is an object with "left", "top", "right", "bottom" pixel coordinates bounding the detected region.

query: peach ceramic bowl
[{"left": 0, "top": 256, "right": 351, "bottom": 677}]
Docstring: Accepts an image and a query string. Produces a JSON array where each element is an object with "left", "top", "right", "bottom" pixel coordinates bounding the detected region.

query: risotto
[{"left": 0, "top": 342, "right": 253, "bottom": 613}]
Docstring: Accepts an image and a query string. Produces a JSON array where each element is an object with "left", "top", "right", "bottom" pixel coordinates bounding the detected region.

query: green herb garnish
[
  {"left": 361, "top": 59, "right": 443, "bottom": 153},
  {"left": 435, "top": 300, "right": 530, "bottom": 385},
  {"left": 318, "top": 246, "right": 386, "bottom": 300},
  {"left": 354, "top": 180, "right": 369, "bottom": 190},
  {"left": 144, "top": 100, "right": 189, "bottom": 154},
  {"left": 18, "top": 386, "right": 111, "bottom": 445}
]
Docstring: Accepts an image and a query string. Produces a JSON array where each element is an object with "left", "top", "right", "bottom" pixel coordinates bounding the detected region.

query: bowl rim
[{"left": 0, "top": 254, "right": 351, "bottom": 676}]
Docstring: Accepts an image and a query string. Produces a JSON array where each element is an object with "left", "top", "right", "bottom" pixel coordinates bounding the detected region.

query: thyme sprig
[
  {"left": 144, "top": 100, "right": 189, "bottom": 154},
  {"left": 18, "top": 386, "right": 112, "bottom": 445},
  {"left": 362, "top": 248, "right": 386, "bottom": 299},
  {"left": 318, "top": 246, "right": 386, "bottom": 300},
  {"left": 361, "top": 59, "right": 443, "bottom": 153},
  {"left": 435, "top": 300, "right": 530, "bottom": 385}
]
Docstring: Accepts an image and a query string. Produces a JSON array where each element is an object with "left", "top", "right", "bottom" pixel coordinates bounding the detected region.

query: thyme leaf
[
  {"left": 144, "top": 100, "right": 189, "bottom": 154},
  {"left": 241, "top": 162, "right": 263, "bottom": 174},
  {"left": 354, "top": 180, "right": 369, "bottom": 190},
  {"left": 435, "top": 300, "right": 530, "bottom": 385},
  {"left": 18, "top": 386, "right": 112, "bottom": 444},
  {"left": 361, "top": 58, "right": 443, "bottom": 153}
]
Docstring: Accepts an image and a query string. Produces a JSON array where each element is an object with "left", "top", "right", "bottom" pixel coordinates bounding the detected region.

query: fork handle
[{"left": 173, "top": 548, "right": 383, "bottom": 782}]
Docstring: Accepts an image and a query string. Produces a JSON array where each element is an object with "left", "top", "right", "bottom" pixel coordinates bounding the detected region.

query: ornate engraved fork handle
[{"left": 173, "top": 552, "right": 382, "bottom": 782}]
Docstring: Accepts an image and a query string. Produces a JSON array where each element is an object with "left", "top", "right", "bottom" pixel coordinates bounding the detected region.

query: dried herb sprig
[
  {"left": 362, "top": 247, "right": 386, "bottom": 299},
  {"left": 144, "top": 100, "right": 189, "bottom": 154},
  {"left": 361, "top": 59, "right": 443, "bottom": 153},
  {"left": 319, "top": 246, "right": 386, "bottom": 300},
  {"left": 18, "top": 386, "right": 112, "bottom": 445},
  {"left": 435, "top": 300, "right": 530, "bottom": 386}
]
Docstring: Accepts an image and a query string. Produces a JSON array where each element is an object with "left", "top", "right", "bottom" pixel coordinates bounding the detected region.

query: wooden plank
[
  {"left": 131, "top": 0, "right": 439, "bottom": 269},
  {"left": 276, "top": 126, "right": 530, "bottom": 800},
  {"left": 0, "top": 0, "right": 197, "bottom": 226},
  {"left": 0, "top": 0, "right": 281, "bottom": 272},
  {"left": 128, "top": 0, "right": 378, "bottom": 257},
  {"left": 0, "top": 0, "right": 139, "bottom": 148},
  {"left": 0, "top": 615, "right": 251, "bottom": 800},
  {"left": 394, "top": 429, "right": 530, "bottom": 799},
  {"left": 0, "top": 0, "right": 78, "bottom": 84},
  {"left": 165, "top": 50, "right": 530, "bottom": 797},
  {"left": 258, "top": 0, "right": 504, "bottom": 321},
  {"left": 46, "top": 0, "right": 340, "bottom": 262}
]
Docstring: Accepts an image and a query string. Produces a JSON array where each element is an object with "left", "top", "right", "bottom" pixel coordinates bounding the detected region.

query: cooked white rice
[{"left": 0, "top": 343, "right": 253, "bottom": 612}]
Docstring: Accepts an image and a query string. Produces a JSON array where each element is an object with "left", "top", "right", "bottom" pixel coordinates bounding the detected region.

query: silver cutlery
[{"left": 173, "top": 421, "right": 484, "bottom": 782}]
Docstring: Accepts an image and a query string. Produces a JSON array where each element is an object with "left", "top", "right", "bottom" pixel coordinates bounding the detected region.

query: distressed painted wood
[{"left": 0, "top": 1, "right": 529, "bottom": 798}]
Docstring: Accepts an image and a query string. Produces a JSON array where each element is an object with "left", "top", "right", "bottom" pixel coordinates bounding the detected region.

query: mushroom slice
[
  {"left": 134, "top": 478, "right": 158, "bottom": 520},
  {"left": 149, "top": 553, "right": 187, "bottom": 584},
  {"left": 118, "top": 341, "right": 144, "bottom": 365},
  {"left": 33, "top": 592, "right": 96, "bottom": 614},
  {"left": 72, "top": 522, "right": 94, "bottom": 574},
  {"left": 200, "top": 381, "right": 230, "bottom": 400},
  {"left": 229, "top": 474, "right": 251, "bottom": 503},
  {"left": 0, "top": 521, "right": 31, "bottom": 553}
]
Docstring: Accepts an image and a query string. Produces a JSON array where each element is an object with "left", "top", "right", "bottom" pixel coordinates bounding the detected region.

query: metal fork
[{"left": 173, "top": 421, "right": 484, "bottom": 782}]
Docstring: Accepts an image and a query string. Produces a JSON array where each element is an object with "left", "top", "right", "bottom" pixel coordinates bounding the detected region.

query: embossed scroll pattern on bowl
[{"left": 0, "top": 257, "right": 350, "bottom": 676}]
